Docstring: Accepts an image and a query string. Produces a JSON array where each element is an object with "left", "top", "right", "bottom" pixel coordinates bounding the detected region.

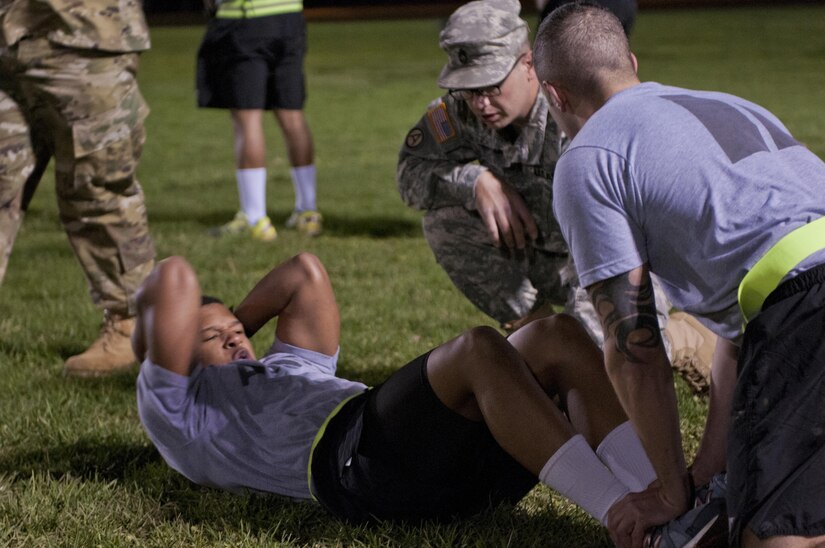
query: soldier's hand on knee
[{"left": 474, "top": 171, "right": 538, "bottom": 250}]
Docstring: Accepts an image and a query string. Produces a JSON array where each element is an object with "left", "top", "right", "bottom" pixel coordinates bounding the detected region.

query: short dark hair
[
  {"left": 201, "top": 295, "right": 224, "bottom": 307},
  {"left": 534, "top": 1, "right": 633, "bottom": 99}
]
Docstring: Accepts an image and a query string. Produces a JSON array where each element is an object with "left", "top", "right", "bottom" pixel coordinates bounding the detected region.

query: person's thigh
[
  {"left": 325, "top": 351, "right": 535, "bottom": 522},
  {"left": 424, "top": 206, "right": 561, "bottom": 323},
  {"left": 368, "top": 351, "right": 491, "bottom": 479},
  {"left": 728, "top": 266, "right": 825, "bottom": 545},
  {"left": 197, "top": 19, "right": 271, "bottom": 109},
  {"left": 19, "top": 44, "right": 155, "bottom": 311},
  {"left": 0, "top": 85, "right": 36, "bottom": 283},
  {"left": 265, "top": 13, "right": 306, "bottom": 110},
  {"left": 373, "top": 349, "right": 535, "bottom": 493}
]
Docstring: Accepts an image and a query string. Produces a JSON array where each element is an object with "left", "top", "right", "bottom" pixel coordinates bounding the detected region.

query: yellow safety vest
[{"left": 216, "top": 0, "right": 302, "bottom": 19}]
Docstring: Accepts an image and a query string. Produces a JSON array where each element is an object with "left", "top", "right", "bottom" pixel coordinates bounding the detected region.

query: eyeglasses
[
  {"left": 448, "top": 53, "right": 527, "bottom": 102},
  {"left": 448, "top": 85, "right": 502, "bottom": 101}
]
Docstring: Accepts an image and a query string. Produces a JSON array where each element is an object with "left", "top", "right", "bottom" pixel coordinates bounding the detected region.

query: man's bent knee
[
  {"left": 454, "top": 326, "right": 513, "bottom": 369},
  {"left": 291, "top": 252, "right": 328, "bottom": 284},
  {"left": 525, "top": 313, "right": 588, "bottom": 344}
]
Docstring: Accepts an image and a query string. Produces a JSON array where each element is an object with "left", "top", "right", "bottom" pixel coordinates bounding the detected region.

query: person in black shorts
[
  {"left": 135, "top": 253, "right": 661, "bottom": 540},
  {"left": 532, "top": 4, "right": 825, "bottom": 546},
  {"left": 197, "top": 0, "right": 322, "bottom": 242}
]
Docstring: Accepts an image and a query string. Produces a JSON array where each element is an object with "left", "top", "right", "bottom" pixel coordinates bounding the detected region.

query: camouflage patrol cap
[{"left": 437, "top": 0, "right": 529, "bottom": 90}]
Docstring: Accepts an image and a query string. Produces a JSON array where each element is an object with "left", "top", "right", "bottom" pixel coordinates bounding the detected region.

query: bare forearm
[
  {"left": 691, "top": 337, "right": 738, "bottom": 485},
  {"left": 589, "top": 265, "right": 690, "bottom": 515},
  {"left": 233, "top": 254, "right": 340, "bottom": 356},
  {"left": 233, "top": 262, "right": 300, "bottom": 337},
  {"left": 605, "top": 345, "right": 688, "bottom": 507},
  {"left": 134, "top": 257, "right": 201, "bottom": 376}
]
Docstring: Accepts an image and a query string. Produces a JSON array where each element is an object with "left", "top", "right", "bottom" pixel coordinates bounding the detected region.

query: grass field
[{"left": 2, "top": 4, "right": 824, "bottom": 546}]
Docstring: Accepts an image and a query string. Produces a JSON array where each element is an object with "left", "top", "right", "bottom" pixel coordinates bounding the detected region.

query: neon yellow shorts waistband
[
  {"left": 306, "top": 390, "right": 368, "bottom": 500},
  {"left": 738, "top": 216, "right": 825, "bottom": 323}
]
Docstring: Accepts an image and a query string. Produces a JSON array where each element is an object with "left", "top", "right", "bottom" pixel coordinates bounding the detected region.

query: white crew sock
[
  {"left": 290, "top": 164, "right": 317, "bottom": 212},
  {"left": 596, "top": 421, "right": 658, "bottom": 493},
  {"left": 539, "top": 434, "right": 630, "bottom": 526},
  {"left": 236, "top": 167, "right": 267, "bottom": 224}
]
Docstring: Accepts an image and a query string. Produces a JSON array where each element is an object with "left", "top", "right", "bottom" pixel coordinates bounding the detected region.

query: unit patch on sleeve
[
  {"left": 405, "top": 127, "right": 424, "bottom": 148},
  {"left": 426, "top": 102, "right": 457, "bottom": 144}
]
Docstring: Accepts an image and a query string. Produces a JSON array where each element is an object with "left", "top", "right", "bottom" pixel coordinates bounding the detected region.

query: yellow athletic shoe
[
  {"left": 250, "top": 216, "right": 277, "bottom": 241},
  {"left": 286, "top": 210, "right": 323, "bottom": 237},
  {"left": 209, "top": 212, "right": 277, "bottom": 242},
  {"left": 284, "top": 211, "right": 301, "bottom": 229},
  {"left": 210, "top": 211, "right": 250, "bottom": 237}
]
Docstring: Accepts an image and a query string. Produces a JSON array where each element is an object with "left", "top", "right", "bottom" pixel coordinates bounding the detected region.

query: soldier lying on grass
[{"left": 132, "top": 253, "right": 720, "bottom": 545}]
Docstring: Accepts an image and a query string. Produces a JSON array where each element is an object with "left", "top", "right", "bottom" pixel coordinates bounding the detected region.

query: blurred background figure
[
  {"left": 198, "top": 0, "right": 322, "bottom": 242},
  {"left": 0, "top": 0, "right": 156, "bottom": 377}
]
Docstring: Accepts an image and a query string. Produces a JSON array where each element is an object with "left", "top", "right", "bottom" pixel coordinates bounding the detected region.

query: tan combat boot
[
  {"left": 665, "top": 312, "right": 718, "bottom": 395},
  {"left": 64, "top": 314, "right": 137, "bottom": 378}
]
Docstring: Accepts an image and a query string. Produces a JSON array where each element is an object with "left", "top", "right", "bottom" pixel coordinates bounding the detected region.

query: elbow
[
  {"left": 396, "top": 163, "right": 429, "bottom": 210},
  {"left": 396, "top": 178, "right": 419, "bottom": 209},
  {"left": 137, "top": 256, "right": 196, "bottom": 308},
  {"left": 155, "top": 256, "right": 199, "bottom": 298}
]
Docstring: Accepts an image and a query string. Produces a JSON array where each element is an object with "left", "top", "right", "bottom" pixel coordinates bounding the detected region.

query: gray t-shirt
[
  {"left": 554, "top": 82, "right": 825, "bottom": 340},
  {"left": 137, "top": 339, "right": 367, "bottom": 500}
]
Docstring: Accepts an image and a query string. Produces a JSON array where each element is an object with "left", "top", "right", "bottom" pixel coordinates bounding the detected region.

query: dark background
[{"left": 144, "top": 0, "right": 824, "bottom": 19}]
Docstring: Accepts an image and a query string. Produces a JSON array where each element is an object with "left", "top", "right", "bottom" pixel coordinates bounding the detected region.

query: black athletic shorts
[
  {"left": 310, "top": 351, "right": 538, "bottom": 523},
  {"left": 728, "top": 263, "right": 825, "bottom": 544},
  {"left": 196, "top": 11, "right": 306, "bottom": 110}
]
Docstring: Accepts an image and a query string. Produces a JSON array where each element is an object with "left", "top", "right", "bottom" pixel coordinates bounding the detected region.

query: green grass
[{"left": 1, "top": 5, "right": 824, "bottom": 546}]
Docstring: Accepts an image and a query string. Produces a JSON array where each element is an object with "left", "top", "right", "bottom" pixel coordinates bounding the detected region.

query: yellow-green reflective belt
[
  {"left": 306, "top": 390, "right": 367, "bottom": 501},
  {"left": 738, "top": 216, "right": 825, "bottom": 323},
  {"left": 217, "top": 0, "right": 302, "bottom": 19}
]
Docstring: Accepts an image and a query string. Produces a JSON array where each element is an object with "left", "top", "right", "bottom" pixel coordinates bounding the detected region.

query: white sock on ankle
[
  {"left": 236, "top": 167, "right": 267, "bottom": 224},
  {"left": 539, "top": 434, "right": 630, "bottom": 526},
  {"left": 290, "top": 164, "right": 316, "bottom": 212},
  {"left": 596, "top": 421, "right": 657, "bottom": 493}
]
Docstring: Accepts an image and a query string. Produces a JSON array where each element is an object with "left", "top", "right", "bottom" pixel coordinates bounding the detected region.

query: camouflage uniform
[
  {"left": 0, "top": 0, "right": 155, "bottom": 317},
  {"left": 397, "top": 92, "right": 612, "bottom": 342}
]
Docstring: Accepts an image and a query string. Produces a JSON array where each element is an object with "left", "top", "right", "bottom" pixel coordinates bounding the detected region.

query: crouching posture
[{"left": 134, "top": 253, "right": 658, "bottom": 539}]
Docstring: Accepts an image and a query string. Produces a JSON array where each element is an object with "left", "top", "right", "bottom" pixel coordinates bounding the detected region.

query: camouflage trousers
[
  {"left": 423, "top": 206, "right": 671, "bottom": 350},
  {"left": 0, "top": 39, "right": 155, "bottom": 316}
]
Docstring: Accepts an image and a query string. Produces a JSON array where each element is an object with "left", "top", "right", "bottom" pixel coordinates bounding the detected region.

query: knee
[
  {"left": 291, "top": 252, "right": 329, "bottom": 286},
  {"left": 520, "top": 313, "right": 597, "bottom": 358},
  {"left": 531, "top": 313, "right": 587, "bottom": 341},
  {"left": 456, "top": 325, "right": 511, "bottom": 363},
  {"left": 275, "top": 109, "right": 308, "bottom": 135}
]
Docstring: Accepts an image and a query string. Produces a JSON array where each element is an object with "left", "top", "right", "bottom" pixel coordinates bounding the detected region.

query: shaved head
[{"left": 534, "top": 2, "right": 635, "bottom": 101}]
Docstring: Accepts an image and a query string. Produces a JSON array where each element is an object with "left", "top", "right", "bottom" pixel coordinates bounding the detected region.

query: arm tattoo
[{"left": 589, "top": 272, "right": 662, "bottom": 363}]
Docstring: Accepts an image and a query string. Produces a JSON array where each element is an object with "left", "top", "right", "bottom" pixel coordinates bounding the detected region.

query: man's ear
[
  {"left": 523, "top": 49, "right": 534, "bottom": 68},
  {"left": 630, "top": 52, "right": 639, "bottom": 74},
  {"left": 523, "top": 51, "right": 536, "bottom": 82},
  {"left": 541, "top": 81, "right": 566, "bottom": 111}
]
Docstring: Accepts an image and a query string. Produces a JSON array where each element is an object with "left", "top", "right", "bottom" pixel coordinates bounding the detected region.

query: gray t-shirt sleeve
[
  {"left": 553, "top": 146, "right": 647, "bottom": 288},
  {"left": 136, "top": 360, "right": 219, "bottom": 482},
  {"left": 137, "top": 360, "right": 191, "bottom": 443}
]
